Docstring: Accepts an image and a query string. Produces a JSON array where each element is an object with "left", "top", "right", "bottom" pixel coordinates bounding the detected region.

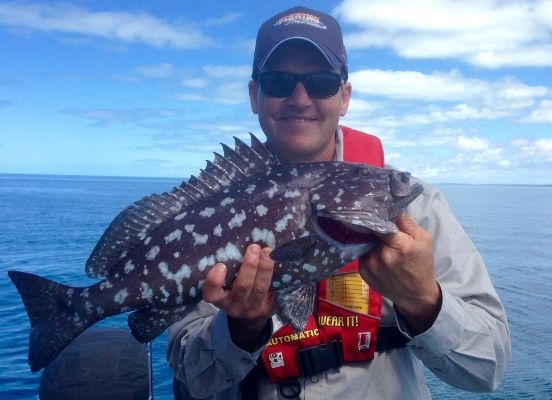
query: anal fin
[{"left": 128, "top": 304, "right": 195, "bottom": 342}]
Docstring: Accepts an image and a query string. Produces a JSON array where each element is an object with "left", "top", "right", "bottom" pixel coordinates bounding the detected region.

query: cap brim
[{"left": 257, "top": 37, "right": 341, "bottom": 72}]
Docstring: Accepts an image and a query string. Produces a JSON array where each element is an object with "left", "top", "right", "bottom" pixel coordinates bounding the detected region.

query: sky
[{"left": 0, "top": 0, "right": 551, "bottom": 184}]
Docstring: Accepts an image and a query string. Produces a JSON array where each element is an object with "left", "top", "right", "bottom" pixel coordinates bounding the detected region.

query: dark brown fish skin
[{"left": 8, "top": 135, "right": 423, "bottom": 373}]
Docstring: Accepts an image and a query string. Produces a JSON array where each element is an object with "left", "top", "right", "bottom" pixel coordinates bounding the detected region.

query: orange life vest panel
[{"left": 261, "top": 126, "right": 385, "bottom": 382}]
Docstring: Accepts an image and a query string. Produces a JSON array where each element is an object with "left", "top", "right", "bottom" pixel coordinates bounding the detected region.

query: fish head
[{"left": 307, "top": 162, "right": 423, "bottom": 258}]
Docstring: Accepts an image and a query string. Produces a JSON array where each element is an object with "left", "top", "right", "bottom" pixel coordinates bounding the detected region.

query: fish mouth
[{"left": 316, "top": 216, "right": 380, "bottom": 245}]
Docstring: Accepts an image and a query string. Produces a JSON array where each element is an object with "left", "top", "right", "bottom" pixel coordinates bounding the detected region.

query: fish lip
[{"left": 316, "top": 210, "right": 397, "bottom": 236}]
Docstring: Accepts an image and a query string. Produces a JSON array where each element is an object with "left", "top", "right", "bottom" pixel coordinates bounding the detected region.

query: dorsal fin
[{"left": 85, "top": 133, "right": 278, "bottom": 278}]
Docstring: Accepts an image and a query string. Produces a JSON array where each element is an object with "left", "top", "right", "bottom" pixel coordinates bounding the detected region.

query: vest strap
[
  {"left": 376, "top": 326, "right": 410, "bottom": 352},
  {"left": 297, "top": 340, "right": 344, "bottom": 377}
]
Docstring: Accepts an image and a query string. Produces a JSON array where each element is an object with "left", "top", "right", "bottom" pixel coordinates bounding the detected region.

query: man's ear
[
  {"left": 248, "top": 80, "right": 259, "bottom": 115},
  {"left": 340, "top": 82, "right": 352, "bottom": 117}
]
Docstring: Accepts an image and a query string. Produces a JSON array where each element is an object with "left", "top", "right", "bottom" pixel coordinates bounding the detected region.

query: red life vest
[{"left": 260, "top": 126, "right": 385, "bottom": 383}]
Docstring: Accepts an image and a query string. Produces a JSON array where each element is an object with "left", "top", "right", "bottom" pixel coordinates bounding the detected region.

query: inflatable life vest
[{"left": 260, "top": 126, "right": 393, "bottom": 383}]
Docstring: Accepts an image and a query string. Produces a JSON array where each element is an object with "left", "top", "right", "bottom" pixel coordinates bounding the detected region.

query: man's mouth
[{"left": 281, "top": 115, "right": 316, "bottom": 123}]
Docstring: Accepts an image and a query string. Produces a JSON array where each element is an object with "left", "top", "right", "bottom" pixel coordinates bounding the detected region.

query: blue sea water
[{"left": 0, "top": 174, "right": 550, "bottom": 399}]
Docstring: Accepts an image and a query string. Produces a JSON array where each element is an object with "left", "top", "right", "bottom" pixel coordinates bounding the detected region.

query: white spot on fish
[
  {"left": 290, "top": 168, "right": 298, "bottom": 177},
  {"left": 114, "top": 288, "right": 129, "bottom": 304},
  {"left": 193, "top": 232, "right": 209, "bottom": 245},
  {"left": 189, "top": 287, "right": 197, "bottom": 298},
  {"left": 245, "top": 184, "right": 256, "bottom": 194},
  {"left": 267, "top": 180, "right": 278, "bottom": 198},
  {"left": 316, "top": 203, "right": 326, "bottom": 211},
  {"left": 334, "top": 189, "right": 344, "bottom": 204},
  {"left": 96, "top": 306, "right": 104, "bottom": 316},
  {"left": 303, "top": 264, "right": 317, "bottom": 273},
  {"left": 184, "top": 224, "right": 195, "bottom": 233},
  {"left": 251, "top": 228, "right": 276, "bottom": 248},
  {"left": 200, "top": 207, "right": 216, "bottom": 217},
  {"left": 143, "top": 267, "right": 149, "bottom": 275},
  {"left": 179, "top": 265, "right": 192, "bottom": 279},
  {"left": 81, "top": 288, "right": 89, "bottom": 298},
  {"left": 220, "top": 197, "right": 234, "bottom": 206},
  {"left": 312, "top": 193, "right": 320, "bottom": 201},
  {"left": 275, "top": 214, "right": 293, "bottom": 232},
  {"left": 146, "top": 246, "right": 160, "bottom": 261},
  {"left": 272, "top": 281, "right": 281, "bottom": 289},
  {"left": 174, "top": 211, "right": 187, "bottom": 221},
  {"left": 67, "top": 288, "right": 74, "bottom": 297},
  {"left": 100, "top": 281, "right": 113, "bottom": 290},
  {"left": 198, "top": 255, "right": 216, "bottom": 272},
  {"left": 284, "top": 189, "right": 301, "bottom": 198},
  {"left": 174, "top": 252, "right": 180, "bottom": 258},
  {"left": 144, "top": 236, "right": 152, "bottom": 245},
  {"left": 228, "top": 211, "right": 246, "bottom": 229},
  {"left": 215, "top": 243, "right": 242, "bottom": 262},
  {"left": 124, "top": 260, "right": 135, "bottom": 274},
  {"left": 119, "top": 251, "right": 128, "bottom": 260},
  {"left": 85, "top": 301, "right": 93, "bottom": 315},
  {"left": 213, "top": 224, "right": 222, "bottom": 237},
  {"left": 165, "top": 229, "right": 182, "bottom": 244},
  {"left": 160, "top": 286, "right": 170, "bottom": 303},
  {"left": 282, "top": 274, "right": 292, "bottom": 284},
  {"left": 256, "top": 204, "right": 268, "bottom": 216},
  {"left": 140, "top": 282, "right": 153, "bottom": 302}
]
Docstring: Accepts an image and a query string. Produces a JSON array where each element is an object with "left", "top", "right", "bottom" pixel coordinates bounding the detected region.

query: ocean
[{"left": 0, "top": 174, "right": 550, "bottom": 399}]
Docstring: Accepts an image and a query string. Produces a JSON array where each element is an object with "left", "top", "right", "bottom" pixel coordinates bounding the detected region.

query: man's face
[{"left": 249, "top": 41, "right": 352, "bottom": 164}]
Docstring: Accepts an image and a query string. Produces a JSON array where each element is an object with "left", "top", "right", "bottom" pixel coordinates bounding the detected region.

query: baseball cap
[{"left": 252, "top": 6, "right": 348, "bottom": 81}]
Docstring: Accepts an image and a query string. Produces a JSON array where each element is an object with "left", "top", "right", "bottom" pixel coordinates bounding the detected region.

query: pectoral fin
[
  {"left": 276, "top": 284, "right": 316, "bottom": 332},
  {"left": 270, "top": 236, "right": 317, "bottom": 263}
]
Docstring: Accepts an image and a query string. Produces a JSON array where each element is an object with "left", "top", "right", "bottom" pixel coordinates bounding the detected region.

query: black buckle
[{"left": 297, "top": 340, "right": 344, "bottom": 377}]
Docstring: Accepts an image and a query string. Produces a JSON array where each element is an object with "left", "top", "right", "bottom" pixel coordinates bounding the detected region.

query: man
[{"left": 168, "top": 6, "right": 511, "bottom": 399}]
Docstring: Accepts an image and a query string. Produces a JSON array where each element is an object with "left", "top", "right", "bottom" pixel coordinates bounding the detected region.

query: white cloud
[
  {"left": 182, "top": 78, "right": 208, "bottom": 89},
  {"left": 205, "top": 12, "right": 242, "bottom": 26},
  {"left": 134, "top": 63, "right": 175, "bottom": 79},
  {"left": 203, "top": 65, "right": 251, "bottom": 79},
  {"left": 349, "top": 69, "right": 548, "bottom": 104},
  {"left": 514, "top": 137, "right": 552, "bottom": 161},
  {"left": 347, "top": 68, "right": 550, "bottom": 125},
  {"left": 0, "top": 1, "right": 213, "bottom": 48},
  {"left": 335, "top": 0, "right": 552, "bottom": 68},
  {"left": 457, "top": 136, "right": 491, "bottom": 151},
  {"left": 523, "top": 99, "right": 552, "bottom": 123}
]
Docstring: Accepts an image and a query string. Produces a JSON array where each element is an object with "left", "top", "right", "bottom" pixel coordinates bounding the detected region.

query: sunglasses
[{"left": 257, "top": 71, "right": 344, "bottom": 99}]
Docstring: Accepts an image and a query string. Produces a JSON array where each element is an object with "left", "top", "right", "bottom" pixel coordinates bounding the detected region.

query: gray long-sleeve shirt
[{"left": 167, "top": 129, "right": 511, "bottom": 399}]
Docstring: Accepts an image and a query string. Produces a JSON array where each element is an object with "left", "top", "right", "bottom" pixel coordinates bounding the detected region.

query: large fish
[{"left": 9, "top": 134, "right": 423, "bottom": 372}]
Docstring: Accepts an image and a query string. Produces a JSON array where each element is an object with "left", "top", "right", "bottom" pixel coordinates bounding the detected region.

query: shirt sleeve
[
  {"left": 397, "top": 180, "right": 512, "bottom": 392},
  {"left": 167, "top": 300, "right": 274, "bottom": 399}
]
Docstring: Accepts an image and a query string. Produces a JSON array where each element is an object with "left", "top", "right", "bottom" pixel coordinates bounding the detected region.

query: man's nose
[{"left": 287, "top": 82, "right": 312, "bottom": 106}]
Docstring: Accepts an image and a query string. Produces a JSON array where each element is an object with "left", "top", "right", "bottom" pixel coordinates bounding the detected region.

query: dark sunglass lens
[
  {"left": 304, "top": 73, "right": 341, "bottom": 98},
  {"left": 260, "top": 73, "right": 296, "bottom": 97}
]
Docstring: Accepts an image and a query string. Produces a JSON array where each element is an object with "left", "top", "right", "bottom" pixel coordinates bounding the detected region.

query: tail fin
[{"left": 8, "top": 270, "right": 90, "bottom": 372}]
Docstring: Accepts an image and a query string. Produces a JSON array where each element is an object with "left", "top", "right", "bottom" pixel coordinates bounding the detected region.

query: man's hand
[
  {"left": 202, "top": 244, "right": 277, "bottom": 350},
  {"left": 359, "top": 213, "right": 441, "bottom": 335}
]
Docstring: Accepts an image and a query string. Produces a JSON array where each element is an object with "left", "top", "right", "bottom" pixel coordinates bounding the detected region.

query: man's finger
[
  {"left": 394, "top": 213, "right": 420, "bottom": 236},
  {"left": 249, "top": 247, "right": 274, "bottom": 302},
  {"left": 202, "top": 263, "right": 228, "bottom": 304},
  {"left": 233, "top": 244, "right": 262, "bottom": 289}
]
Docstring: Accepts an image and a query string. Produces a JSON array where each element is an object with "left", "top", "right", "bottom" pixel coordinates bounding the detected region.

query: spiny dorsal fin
[{"left": 85, "top": 133, "right": 278, "bottom": 278}]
